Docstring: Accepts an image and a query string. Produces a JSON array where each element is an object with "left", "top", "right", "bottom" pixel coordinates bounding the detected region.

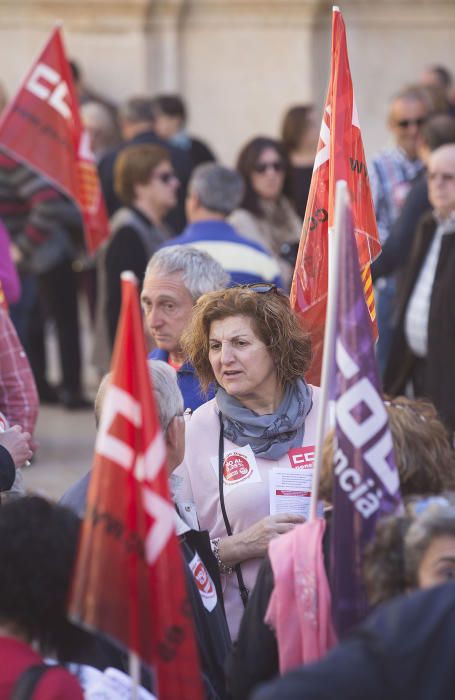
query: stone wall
[{"left": 0, "top": 0, "right": 454, "bottom": 163}]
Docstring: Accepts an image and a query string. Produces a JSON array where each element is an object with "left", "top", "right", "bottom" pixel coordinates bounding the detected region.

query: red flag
[
  {"left": 290, "top": 7, "right": 381, "bottom": 385},
  {"left": 0, "top": 27, "right": 108, "bottom": 253},
  {"left": 68, "top": 272, "right": 204, "bottom": 699}
]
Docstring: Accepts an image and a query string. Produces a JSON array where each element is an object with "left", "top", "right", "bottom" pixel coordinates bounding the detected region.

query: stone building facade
[{"left": 0, "top": 0, "right": 454, "bottom": 163}]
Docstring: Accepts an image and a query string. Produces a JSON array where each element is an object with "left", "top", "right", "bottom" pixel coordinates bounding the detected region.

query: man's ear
[
  {"left": 165, "top": 416, "right": 179, "bottom": 452},
  {"left": 188, "top": 191, "right": 201, "bottom": 212}
]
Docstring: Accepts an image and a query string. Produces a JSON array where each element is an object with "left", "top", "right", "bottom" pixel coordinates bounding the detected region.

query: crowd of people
[{"left": 0, "top": 57, "right": 455, "bottom": 698}]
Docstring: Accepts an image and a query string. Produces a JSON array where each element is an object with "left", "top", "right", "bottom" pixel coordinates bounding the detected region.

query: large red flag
[
  {"left": 68, "top": 272, "right": 204, "bottom": 699},
  {"left": 290, "top": 7, "right": 381, "bottom": 385},
  {"left": 0, "top": 27, "right": 108, "bottom": 253}
]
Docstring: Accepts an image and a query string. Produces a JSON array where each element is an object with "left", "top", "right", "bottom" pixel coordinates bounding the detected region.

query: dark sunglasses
[
  {"left": 395, "top": 117, "right": 426, "bottom": 129},
  {"left": 154, "top": 172, "right": 178, "bottom": 184},
  {"left": 253, "top": 161, "right": 284, "bottom": 174}
]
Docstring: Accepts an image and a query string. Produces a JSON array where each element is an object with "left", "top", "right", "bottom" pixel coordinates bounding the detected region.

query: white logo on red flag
[
  {"left": 290, "top": 8, "right": 381, "bottom": 386},
  {"left": 69, "top": 274, "right": 204, "bottom": 699},
  {"left": 0, "top": 27, "right": 109, "bottom": 253}
]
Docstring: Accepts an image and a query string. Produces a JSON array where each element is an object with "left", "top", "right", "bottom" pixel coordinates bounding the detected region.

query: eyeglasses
[
  {"left": 154, "top": 172, "right": 178, "bottom": 184},
  {"left": 253, "top": 161, "right": 284, "bottom": 174},
  {"left": 395, "top": 117, "right": 426, "bottom": 129}
]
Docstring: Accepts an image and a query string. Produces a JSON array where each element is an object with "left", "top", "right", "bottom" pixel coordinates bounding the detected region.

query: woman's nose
[{"left": 220, "top": 343, "right": 234, "bottom": 364}]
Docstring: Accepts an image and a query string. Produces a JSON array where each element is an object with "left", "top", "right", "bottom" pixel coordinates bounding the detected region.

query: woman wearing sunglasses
[
  {"left": 94, "top": 143, "right": 179, "bottom": 371},
  {"left": 176, "top": 284, "right": 319, "bottom": 639},
  {"left": 229, "top": 137, "right": 301, "bottom": 289}
]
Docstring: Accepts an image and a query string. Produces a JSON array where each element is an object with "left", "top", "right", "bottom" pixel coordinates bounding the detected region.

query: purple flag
[{"left": 329, "top": 205, "right": 402, "bottom": 638}]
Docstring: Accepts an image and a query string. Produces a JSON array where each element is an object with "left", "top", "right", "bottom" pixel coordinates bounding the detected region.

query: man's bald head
[{"left": 428, "top": 144, "right": 455, "bottom": 220}]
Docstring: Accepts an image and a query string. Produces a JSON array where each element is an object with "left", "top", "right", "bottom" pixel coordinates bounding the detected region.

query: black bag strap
[
  {"left": 11, "top": 664, "right": 57, "bottom": 700},
  {"left": 218, "top": 412, "right": 249, "bottom": 607}
]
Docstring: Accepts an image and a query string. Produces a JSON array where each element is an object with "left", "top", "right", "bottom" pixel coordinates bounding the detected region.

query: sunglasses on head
[
  {"left": 253, "top": 161, "right": 284, "bottom": 174},
  {"left": 396, "top": 117, "right": 426, "bottom": 129},
  {"left": 239, "top": 283, "right": 279, "bottom": 294}
]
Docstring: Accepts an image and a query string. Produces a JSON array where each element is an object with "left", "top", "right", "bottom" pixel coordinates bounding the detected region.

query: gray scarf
[{"left": 216, "top": 379, "right": 313, "bottom": 460}]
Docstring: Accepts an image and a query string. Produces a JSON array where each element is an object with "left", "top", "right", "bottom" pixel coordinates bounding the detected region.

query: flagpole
[
  {"left": 123, "top": 272, "right": 141, "bottom": 700},
  {"left": 309, "top": 180, "right": 348, "bottom": 521},
  {"left": 129, "top": 651, "right": 140, "bottom": 699}
]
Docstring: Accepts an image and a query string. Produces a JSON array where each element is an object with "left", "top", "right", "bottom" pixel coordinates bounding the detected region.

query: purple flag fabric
[{"left": 329, "top": 206, "right": 402, "bottom": 638}]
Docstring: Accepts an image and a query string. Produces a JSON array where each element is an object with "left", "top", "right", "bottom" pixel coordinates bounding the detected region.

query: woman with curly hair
[
  {"left": 176, "top": 285, "right": 318, "bottom": 639},
  {"left": 0, "top": 496, "right": 84, "bottom": 698}
]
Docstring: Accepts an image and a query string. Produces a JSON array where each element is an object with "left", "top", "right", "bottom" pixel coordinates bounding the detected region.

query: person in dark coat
[
  {"left": 103, "top": 143, "right": 177, "bottom": 345},
  {"left": 251, "top": 583, "right": 455, "bottom": 700},
  {"left": 383, "top": 143, "right": 455, "bottom": 437}
]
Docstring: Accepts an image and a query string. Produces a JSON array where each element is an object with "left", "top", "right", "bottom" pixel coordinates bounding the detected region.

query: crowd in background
[{"left": 0, "top": 56, "right": 455, "bottom": 699}]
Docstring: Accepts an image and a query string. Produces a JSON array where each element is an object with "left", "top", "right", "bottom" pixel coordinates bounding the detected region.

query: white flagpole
[
  {"left": 309, "top": 180, "right": 348, "bottom": 521},
  {"left": 129, "top": 651, "right": 141, "bottom": 699}
]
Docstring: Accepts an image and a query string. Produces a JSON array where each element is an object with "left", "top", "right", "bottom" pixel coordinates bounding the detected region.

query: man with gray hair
[
  {"left": 370, "top": 85, "right": 430, "bottom": 376},
  {"left": 166, "top": 163, "right": 283, "bottom": 287},
  {"left": 142, "top": 245, "right": 229, "bottom": 410}
]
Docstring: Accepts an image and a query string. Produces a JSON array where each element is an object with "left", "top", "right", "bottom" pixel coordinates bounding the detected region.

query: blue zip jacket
[{"left": 149, "top": 348, "right": 214, "bottom": 411}]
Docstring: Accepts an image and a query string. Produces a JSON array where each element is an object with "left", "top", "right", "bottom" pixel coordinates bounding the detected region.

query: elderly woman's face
[
  {"left": 417, "top": 535, "right": 455, "bottom": 588},
  {"left": 250, "top": 147, "right": 285, "bottom": 201},
  {"left": 208, "top": 315, "right": 277, "bottom": 403}
]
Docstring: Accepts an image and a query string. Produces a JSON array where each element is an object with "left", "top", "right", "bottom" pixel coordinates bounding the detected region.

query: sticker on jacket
[
  {"left": 288, "top": 445, "right": 315, "bottom": 469},
  {"left": 211, "top": 444, "right": 261, "bottom": 490},
  {"left": 189, "top": 552, "right": 217, "bottom": 612}
]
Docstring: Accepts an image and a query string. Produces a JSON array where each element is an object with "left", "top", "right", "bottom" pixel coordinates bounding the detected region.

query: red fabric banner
[
  {"left": 0, "top": 27, "right": 108, "bottom": 253},
  {"left": 290, "top": 7, "right": 381, "bottom": 386},
  {"left": 68, "top": 273, "right": 203, "bottom": 699}
]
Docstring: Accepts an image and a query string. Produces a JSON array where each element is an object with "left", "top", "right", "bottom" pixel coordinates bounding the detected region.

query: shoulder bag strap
[
  {"left": 11, "top": 663, "right": 57, "bottom": 700},
  {"left": 218, "top": 412, "right": 249, "bottom": 607}
]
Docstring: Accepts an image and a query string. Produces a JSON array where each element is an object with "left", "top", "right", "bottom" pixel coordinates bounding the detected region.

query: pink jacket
[{"left": 265, "top": 518, "right": 337, "bottom": 673}]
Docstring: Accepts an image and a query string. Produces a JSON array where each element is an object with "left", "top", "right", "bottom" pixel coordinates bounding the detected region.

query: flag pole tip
[{"left": 121, "top": 271, "right": 138, "bottom": 284}]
